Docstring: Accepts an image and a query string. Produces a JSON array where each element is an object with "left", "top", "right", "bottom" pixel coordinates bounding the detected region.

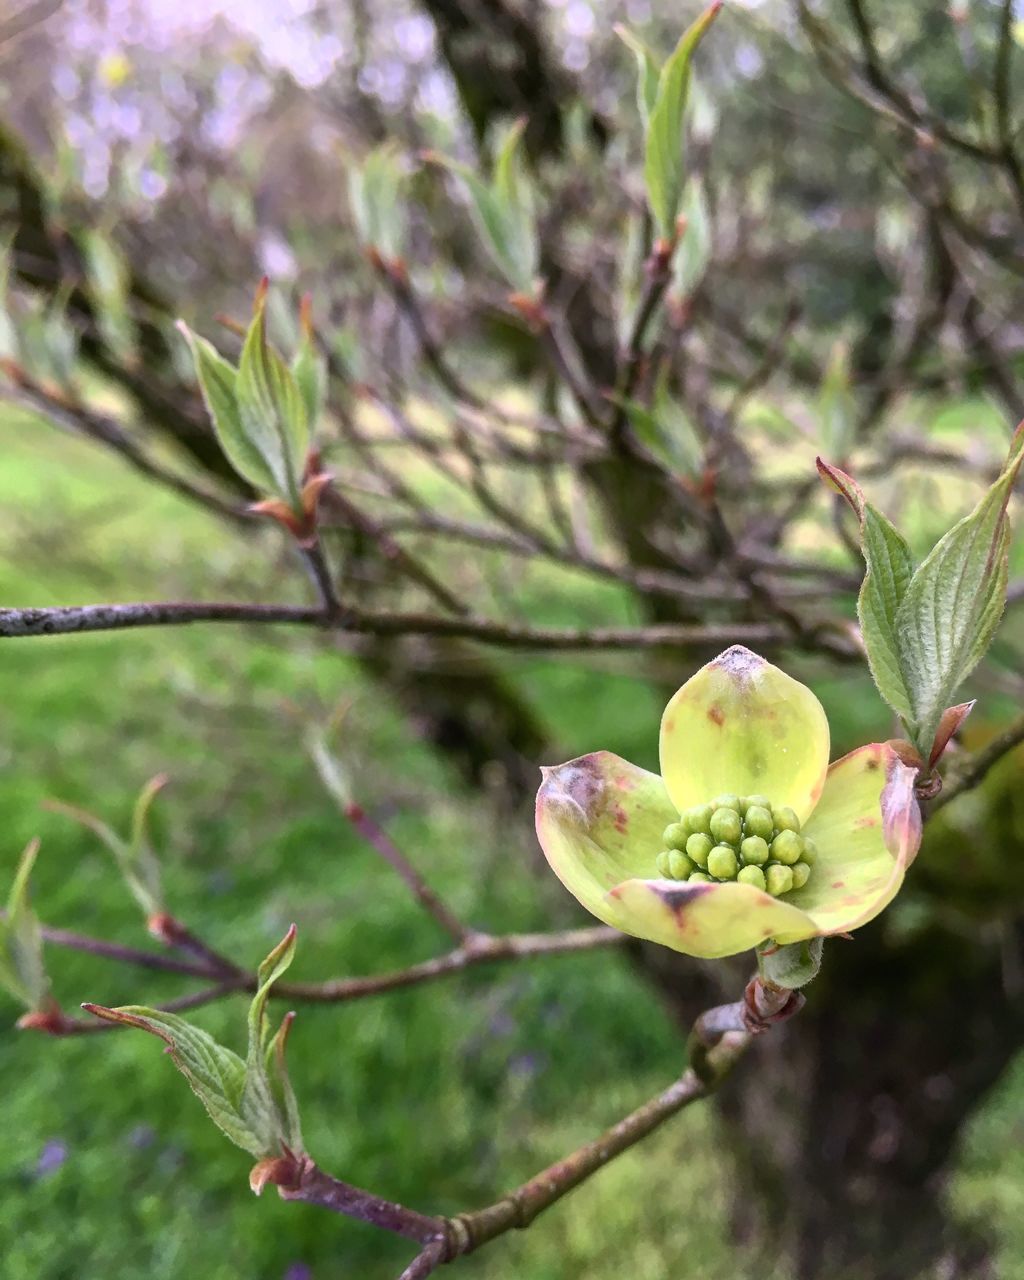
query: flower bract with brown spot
[{"left": 535, "top": 646, "right": 922, "bottom": 959}]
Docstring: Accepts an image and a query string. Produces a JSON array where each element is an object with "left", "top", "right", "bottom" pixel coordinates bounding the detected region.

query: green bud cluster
[{"left": 656, "top": 794, "right": 816, "bottom": 898}]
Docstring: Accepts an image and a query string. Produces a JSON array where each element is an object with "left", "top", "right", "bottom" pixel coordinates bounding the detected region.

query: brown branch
[
  {"left": 38, "top": 924, "right": 216, "bottom": 978},
  {"left": 334, "top": 792, "right": 468, "bottom": 944},
  {"left": 397, "top": 1241, "right": 446, "bottom": 1280},
  {"left": 275, "top": 976, "right": 778, "bottom": 1275},
  {"left": 0, "top": 601, "right": 792, "bottom": 651},
  {"left": 370, "top": 511, "right": 747, "bottom": 602},
  {"left": 270, "top": 927, "right": 625, "bottom": 1003},
  {"left": 927, "top": 711, "right": 1024, "bottom": 815},
  {"left": 609, "top": 247, "right": 674, "bottom": 441},
  {"left": 42, "top": 982, "right": 238, "bottom": 1035},
  {"left": 2, "top": 378, "right": 246, "bottom": 524},
  {"left": 37, "top": 920, "right": 625, "bottom": 1015}
]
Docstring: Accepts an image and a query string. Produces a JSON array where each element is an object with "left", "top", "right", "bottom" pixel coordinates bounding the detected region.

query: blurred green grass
[{"left": 0, "top": 412, "right": 1021, "bottom": 1279}]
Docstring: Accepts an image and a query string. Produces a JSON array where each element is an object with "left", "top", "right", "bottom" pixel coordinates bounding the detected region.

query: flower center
[{"left": 656, "top": 794, "right": 816, "bottom": 898}]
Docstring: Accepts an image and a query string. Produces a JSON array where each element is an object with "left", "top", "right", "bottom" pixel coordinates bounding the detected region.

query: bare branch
[
  {"left": 277, "top": 975, "right": 788, "bottom": 1272},
  {"left": 928, "top": 711, "right": 1024, "bottom": 815},
  {"left": 0, "top": 601, "right": 793, "bottom": 652}
]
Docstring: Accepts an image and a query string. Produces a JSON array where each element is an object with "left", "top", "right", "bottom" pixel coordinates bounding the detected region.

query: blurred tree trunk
[
  {"left": 719, "top": 920, "right": 1021, "bottom": 1279},
  {"left": 416, "top": 0, "right": 606, "bottom": 160}
]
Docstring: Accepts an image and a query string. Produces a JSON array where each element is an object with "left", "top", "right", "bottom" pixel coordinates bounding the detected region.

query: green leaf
[
  {"left": 266, "top": 1011, "right": 303, "bottom": 1153},
  {"left": 672, "top": 178, "right": 712, "bottom": 298},
  {"left": 0, "top": 840, "right": 50, "bottom": 1011},
  {"left": 644, "top": 3, "right": 721, "bottom": 238},
  {"left": 77, "top": 226, "right": 135, "bottom": 365},
  {"left": 618, "top": 368, "right": 703, "bottom": 479},
  {"left": 178, "top": 323, "right": 279, "bottom": 495},
  {"left": 615, "top": 211, "right": 647, "bottom": 345},
  {"left": 243, "top": 925, "right": 301, "bottom": 1154},
  {"left": 235, "top": 291, "right": 310, "bottom": 506},
  {"left": 247, "top": 925, "right": 298, "bottom": 1065},
  {"left": 818, "top": 458, "right": 915, "bottom": 722},
  {"left": 84, "top": 1006, "right": 276, "bottom": 1157},
  {"left": 894, "top": 424, "right": 1024, "bottom": 750},
  {"left": 819, "top": 341, "right": 856, "bottom": 461},
  {"left": 615, "top": 26, "right": 661, "bottom": 129},
  {"left": 86, "top": 926, "right": 304, "bottom": 1160},
  {"left": 291, "top": 298, "right": 326, "bottom": 430},
  {"left": 858, "top": 505, "right": 916, "bottom": 721},
  {"left": 430, "top": 121, "right": 538, "bottom": 293},
  {"left": 348, "top": 144, "right": 406, "bottom": 261},
  {"left": 47, "top": 779, "right": 166, "bottom": 919},
  {"left": 491, "top": 119, "right": 538, "bottom": 291}
]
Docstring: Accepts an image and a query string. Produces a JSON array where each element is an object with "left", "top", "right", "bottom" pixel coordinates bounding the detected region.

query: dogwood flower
[{"left": 535, "top": 646, "right": 922, "bottom": 959}]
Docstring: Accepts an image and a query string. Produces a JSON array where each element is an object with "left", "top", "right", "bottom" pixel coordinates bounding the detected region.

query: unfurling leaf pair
[
  {"left": 428, "top": 119, "right": 539, "bottom": 299},
  {"left": 819, "top": 421, "right": 1023, "bottom": 763},
  {"left": 618, "top": 2, "right": 721, "bottom": 241},
  {"left": 179, "top": 284, "right": 328, "bottom": 541},
  {"left": 46, "top": 774, "right": 167, "bottom": 922},
  {"left": 86, "top": 927, "right": 304, "bottom": 1172}
]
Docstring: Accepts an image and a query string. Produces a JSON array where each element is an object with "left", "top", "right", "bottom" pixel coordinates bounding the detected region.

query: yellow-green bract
[{"left": 535, "top": 646, "right": 922, "bottom": 959}]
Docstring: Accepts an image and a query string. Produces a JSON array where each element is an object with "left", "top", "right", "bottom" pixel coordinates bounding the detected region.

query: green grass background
[{"left": 1, "top": 412, "right": 1022, "bottom": 1279}]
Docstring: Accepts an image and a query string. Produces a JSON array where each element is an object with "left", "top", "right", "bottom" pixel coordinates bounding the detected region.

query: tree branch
[
  {"left": 276, "top": 975, "right": 785, "bottom": 1275},
  {"left": 33, "top": 921, "right": 625, "bottom": 1031},
  {"left": 0, "top": 601, "right": 791, "bottom": 652},
  {"left": 928, "top": 711, "right": 1024, "bottom": 815}
]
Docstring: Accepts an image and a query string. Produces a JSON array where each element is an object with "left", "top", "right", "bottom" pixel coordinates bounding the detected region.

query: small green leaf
[
  {"left": 0, "top": 840, "right": 50, "bottom": 1011},
  {"left": 243, "top": 925, "right": 301, "bottom": 1155},
  {"left": 491, "top": 119, "right": 538, "bottom": 291},
  {"left": 291, "top": 297, "right": 326, "bottom": 430},
  {"left": 247, "top": 924, "right": 298, "bottom": 1064},
  {"left": 84, "top": 1006, "right": 274, "bottom": 1157},
  {"left": 235, "top": 292, "right": 310, "bottom": 506},
  {"left": 618, "top": 368, "right": 703, "bottom": 479},
  {"left": 430, "top": 121, "right": 538, "bottom": 293},
  {"left": 86, "top": 925, "right": 304, "bottom": 1160},
  {"left": 47, "top": 779, "right": 166, "bottom": 920},
  {"left": 78, "top": 226, "right": 135, "bottom": 365},
  {"left": 348, "top": 144, "right": 406, "bottom": 262},
  {"left": 644, "top": 3, "right": 721, "bottom": 238},
  {"left": 895, "top": 424, "right": 1024, "bottom": 750},
  {"left": 615, "top": 211, "right": 647, "bottom": 345},
  {"left": 818, "top": 458, "right": 915, "bottom": 722},
  {"left": 178, "top": 323, "right": 278, "bottom": 495},
  {"left": 266, "top": 1011, "right": 303, "bottom": 1153},
  {"left": 615, "top": 25, "right": 661, "bottom": 129},
  {"left": 859, "top": 505, "right": 916, "bottom": 722},
  {"left": 672, "top": 178, "right": 712, "bottom": 299}
]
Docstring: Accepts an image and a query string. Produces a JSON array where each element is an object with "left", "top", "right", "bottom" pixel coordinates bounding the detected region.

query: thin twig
[
  {"left": 36, "top": 921, "right": 625, "bottom": 1016},
  {"left": 342, "top": 801, "right": 468, "bottom": 943},
  {"left": 270, "top": 927, "right": 626, "bottom": 1003},
  {"left": 38, "top": 925, "right": 215, "bottom": 978},
  {"left": 396, "top": 1241, "right": 446, "bottom": 1280},
  {"left": 46, "top": 982, "right": 238, "bottom": 1035}
]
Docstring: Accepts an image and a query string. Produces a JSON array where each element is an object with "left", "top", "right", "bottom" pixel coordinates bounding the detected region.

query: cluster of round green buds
[{"left": 654, "top": 795, "right": 816, "bottom": 898}]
